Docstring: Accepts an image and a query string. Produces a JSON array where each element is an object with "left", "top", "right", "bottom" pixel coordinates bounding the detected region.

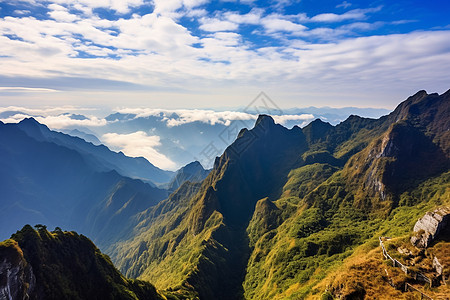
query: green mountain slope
[
  {"left": 108, "top": 89, "right": 449, "bottom": 299},
  {"left": 0, "top": 225, "right": 165, "bottom": 300}
]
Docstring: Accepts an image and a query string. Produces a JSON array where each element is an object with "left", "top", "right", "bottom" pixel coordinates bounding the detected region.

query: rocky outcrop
[
  {"left": 410, "top": 207, "right": 450, "bottom": 248},
  {"left": 433, "top": 256, "right": 444, "bottom": 275},
  {"left": 0, "top": 240, "right": 35, "bottom": 300}
]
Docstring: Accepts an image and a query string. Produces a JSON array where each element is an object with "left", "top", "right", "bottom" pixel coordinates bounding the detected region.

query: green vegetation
[
  {"left": 245, "top": 171, "right": 449, "bottom": 299},
  {"left": 3, "top": 90, "right": 448, "bottom": 299},
  {"left": 5, "top": 225, "right": 165, "bottom": 300},
  {"left": 104, "top": 90, "right": 449, "bottom": 300}
]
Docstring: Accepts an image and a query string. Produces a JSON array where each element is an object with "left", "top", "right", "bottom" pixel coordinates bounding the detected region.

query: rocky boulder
[{"left": 410, "top": 207, "right": 450, "bottom": 248}]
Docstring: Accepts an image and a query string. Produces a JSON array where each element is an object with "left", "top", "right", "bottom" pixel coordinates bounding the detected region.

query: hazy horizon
[{"left": 0, "top": 100, "right": 395, "bottom": 170}]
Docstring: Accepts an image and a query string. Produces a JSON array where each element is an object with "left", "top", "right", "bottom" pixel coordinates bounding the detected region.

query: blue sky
[{"left": 0, "top": 0, "right": 449, "bottom": 109}]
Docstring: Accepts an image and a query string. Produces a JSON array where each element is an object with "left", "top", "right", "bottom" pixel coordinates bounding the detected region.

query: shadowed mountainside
[
  {"left": 16, "top": 118, "right": 173, "bottom": 184},
  {"left": 0, "top": 225, "right": 165, "bottom": 300},
  {"left": 0, "top": 121, "right": 169, "bottom": 244}
]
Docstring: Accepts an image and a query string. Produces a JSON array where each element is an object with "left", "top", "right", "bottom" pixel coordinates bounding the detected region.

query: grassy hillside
[
  {"left": 90, "top": 89, "right": 450, "bottom": 299},
  {"left": 244, "top": 170, "right": 449, "bottom": 299}
]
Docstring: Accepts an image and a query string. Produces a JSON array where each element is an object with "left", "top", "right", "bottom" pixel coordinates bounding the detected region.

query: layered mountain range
[
  {"left": 0, "top": 89, "right": 449, "bottom": 299},
  {"left": 0, "top": 119, "right": 209, "bottom": 245}
]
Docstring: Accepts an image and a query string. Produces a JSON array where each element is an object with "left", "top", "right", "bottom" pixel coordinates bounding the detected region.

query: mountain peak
[
  {"left": 305, "top": 118, "right": 333, "bottom": 130},
  {"left": 388, "top": 89, "right": 449, "bottom": 130},
  {"left": 181, "top": 161, "right": 205, "bottom": 173},
  {"left": 411, "top": 89, "right": 428, "bottom": 98},
  {"left": 18, "top": 117, "right": 40, "bottom": 126},
  {"left": 302, "top": 118, "right": 334, "bottom": 145},
  {"left": 398, "top": 89, "right": 429, "bottom": 108},
  {"left": 18, "top": 117, "right": 50, "bottom": 131},
  {"left": 255, "top": 114, "right": 275, "bottom": 128},
  {"left": 167, "top": 160, "right": 209, "bottom": 191},
  {"left": 16, "top": 117, "right": 50, "bottom": 140},
  {"left": 310, "top": 118, "right": 329, "bottom": 125}
]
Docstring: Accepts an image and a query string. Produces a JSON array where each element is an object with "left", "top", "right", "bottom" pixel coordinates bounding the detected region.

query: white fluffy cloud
[
  {"left": 223, "top": 9, "right": 262, "bottom": 25},
  {"left": 262, "top": 16, "right": 307, "bottom": 33},
  {"left": 0, "top": 113, "right": 108, "bottom": 129},
  {"left": 48, "top": 0, "right": 145, "bottom": 14},
  {"left": 272, "top": 114, "right": 314, "bottom": 125},
  {"left": 0, "top": 105, "right": 107, "bottom": 129},
  {"left": 309, "top": 7, "right": 381, "bottom": 23},
  {"left": 0, "top": 1, "right": 449, "bottom": 108},
  {"left": 114, "top": 108, "right": 317, "bottom": 127},
  {"left": 199, "top": 18, "right": 239, "bottom": 32},
  {"left": 102, "top": 131, "right": 177, "bottom": 170},
  {"left": 36, "top": 114, "right": 108, "bottom": 128},
  {"left": 116, "top": 108, "right": 258, "bottom": 126}
]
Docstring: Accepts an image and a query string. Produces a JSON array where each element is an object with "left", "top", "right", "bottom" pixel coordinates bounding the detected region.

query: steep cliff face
[
  {"left": 342, "top": 91, "right": 449, "bottom": 213},
  {"left": 387, "top": 89, "right": 450, "bottom": 155},
  {"left": 0, "top": 240, "right": 35, "bottom": 300}
]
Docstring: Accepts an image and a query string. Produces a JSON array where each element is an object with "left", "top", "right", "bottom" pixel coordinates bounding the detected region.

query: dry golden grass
[{"left": 308, "top": 238, "right": 450, "bottom": 300}]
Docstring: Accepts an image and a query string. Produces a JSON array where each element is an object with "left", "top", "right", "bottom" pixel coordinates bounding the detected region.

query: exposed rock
[
  {"left": 380, "top": 133, "right": 400, "bottom": 158},
  {"left": 433, "top": 256, "right": 444, "bottom": 275},
  {"left": 0, "top": 240, "right": 35, "bottom": 300},
  {"left": 410, "top": 207, "right": 450, "bottom": 248}
]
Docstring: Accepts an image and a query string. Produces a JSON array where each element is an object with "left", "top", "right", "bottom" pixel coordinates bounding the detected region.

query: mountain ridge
[
  {"left": 0, "top": 120, "right": 169, "bottom": 244},
  {"left": 1, "top": 89, "right": 448, "bottom": 299},
  {"left": 108, "top": 89, "right": 449, "bottom": 299},
  {"left": 17, "top": 117, "right": 173, "bottom": 184}
]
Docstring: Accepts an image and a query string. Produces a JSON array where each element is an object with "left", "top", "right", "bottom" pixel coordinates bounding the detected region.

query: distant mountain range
[
  {"left": 0, "top": 91, "right": 448, "bottom": 299},
  {"left": 67, "top": 128, "right": 102, "bottom": 145},
  {"left": 0, "top": 119, "right": 210, "bottom": 243},
  {"left": 16, "top": 118, "right": 173, "bottom": 184},
  {"left": 0, "top": 106, "right": 391, "bottom": 169}
]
